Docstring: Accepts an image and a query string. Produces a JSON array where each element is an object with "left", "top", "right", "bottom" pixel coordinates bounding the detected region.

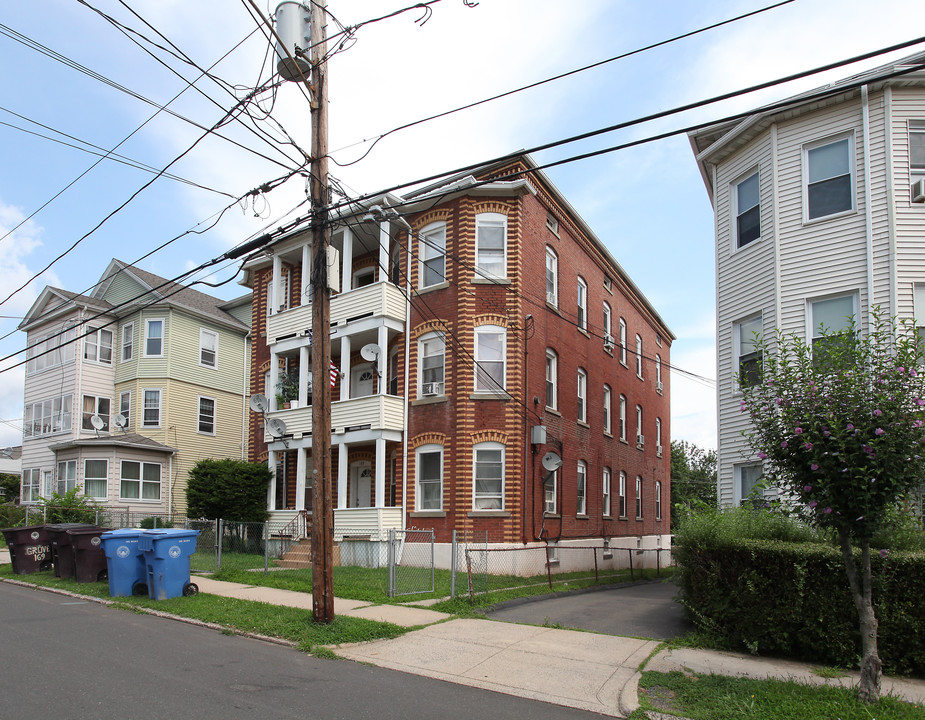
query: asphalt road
[
  {"left": 486, "top": 579, "right": 693, "bottom": 640},
  {"left": 0, "top": 582, "right": 608, "bottom": 719}
]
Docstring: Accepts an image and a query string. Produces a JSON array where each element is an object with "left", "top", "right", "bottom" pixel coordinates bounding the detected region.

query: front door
[
  {"left": 351, "top": 367, "right": 375, "bottom": 398},
  {"left": 349, "top": 462, "right": 372, "bottom": 507}
]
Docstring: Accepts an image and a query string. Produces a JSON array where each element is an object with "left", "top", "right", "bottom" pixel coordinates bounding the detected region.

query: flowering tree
[{"left": 740, "top": 314, "right": 925, "bottom": 703}]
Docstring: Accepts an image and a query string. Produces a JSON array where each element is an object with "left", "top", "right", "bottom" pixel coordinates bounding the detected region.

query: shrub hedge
[{"left": 675, "top": 534, "right": 925, "bottom": 675}]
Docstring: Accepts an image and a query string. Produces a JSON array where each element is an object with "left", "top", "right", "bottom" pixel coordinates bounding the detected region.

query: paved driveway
[{"left": 485, "top": 580, "right": 693, "bottom": 640}]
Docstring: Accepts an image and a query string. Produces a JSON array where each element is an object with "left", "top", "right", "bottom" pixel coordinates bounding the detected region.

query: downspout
[
  {"left": 168, "top": 454, "right": 173, "bottom": 520},
  {"left": 862, "top": 84, "right": 875, "bottom": 329},
  {"left": 242, "top": 330, "right": 251, "bottom": 461}
]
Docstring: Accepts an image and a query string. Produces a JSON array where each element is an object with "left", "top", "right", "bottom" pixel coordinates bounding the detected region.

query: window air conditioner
[
  {"left": 603, "top": 334, "right": 615, "bottom": 351},
  {"left": 656, "top": 444, "right": 663, "bottom": 456},
  {"left": 913, "top": 178, "right": 925, "bottom": 204},
  {"left": 422, "top": 381, "right": 443, "bottom": 396},
  {"left": 656, "top": 380, "right": 664, "bottom": 393},
  {"left": 636, "top": 434, "right": 645, "bottom": 446}
]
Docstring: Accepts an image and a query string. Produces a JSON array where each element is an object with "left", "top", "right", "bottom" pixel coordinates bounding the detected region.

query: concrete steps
[{"left": 278, "top": 538, "right": 312, "bottom": 568}]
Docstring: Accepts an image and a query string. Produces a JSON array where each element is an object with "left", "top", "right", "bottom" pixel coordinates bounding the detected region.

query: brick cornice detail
[
  {"left": 471, "top": 430, "right": 508, "bottom": 445},
  {"left": 410, "top": 432, "right": 447, "bottom": 449},
  {"left": 474, "top": 313, "right": 509, "bottom": 329},
  {"left": 412, "top": 319, "right": 449, "bottom": 341},
  {"left": 414, "top": 209, "right": 451, "bottom": 230}
]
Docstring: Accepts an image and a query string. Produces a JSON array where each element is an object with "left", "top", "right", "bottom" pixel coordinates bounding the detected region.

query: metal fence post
[
  {"left": 450, "top": 529, "right": 457, "bottom": 598},
  {"left": 387, "top": 528, "right": 395, "bottom": 598},
  {"left": 217, "top": 518, "right": 223, "bottom": 571},
  {"left": 430, "top": 529, "right": 435, "bottom": 596},
  {"left": 264, "top": 520, "right": 270, "bottom": 575}
]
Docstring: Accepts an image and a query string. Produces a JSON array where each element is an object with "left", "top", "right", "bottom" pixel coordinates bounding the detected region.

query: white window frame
[
  {"left": 619, "top": 394, "right": 627, "bottom": 442},
  {"left": 545, "top": 349, "right": 558, "bottom": 410},
  {"left": 142, "top": 388, "right": 162, "bottom": 428},
  {"left": 911, "top": 120, "right": 925, "bottom": 179},
  {"left": 603, "top": 467, "right": 612, "bottom": 517},
  {"left": 266, "top": 274, "right": 290, "bottom": 317},
  {"left": 603, "top": 384, "right": 612, "bottom": 435},
  {"left": 576, "top": 460, "right": 587, "bottom": 515},
  {"left": 419, "top": 331, "right": 446, "bottom": 398},
  {"left": 120, "top": 460, "right": 161, "bottom": 502},
  {"left": 144, "top": 318, "right": 165, "bottom": 358},
  {"left": 544, "top": 468, "right": 557, "bottom": 514},
  {"left": 655, "top": 354, "right": 663, "bottom": 393},
  {"left": 735, "top": 314, "right": 763, "bottom": 390},
  {"left": 733, "top": 169, "right": 761, "bottom": 248},
  {"left": 119, "top": 390, "right": 131, "bottom": 429},
  {"left": 416, "top": 444, "right": 443, "bottom": 511},
  {"left": 635, "top": 475, "right": 643, "bottom": 519},
  {"left": 803, "top": 133, "right": 855, "bottom": 222},
  {"left": 577, "top": 367, "right": 587, "bottom": 423},
  {"left": 84, "top": 327, "right": 113, "bottom": 365},
  {"left": 636, "top": 405, "right": 643, "bottom": 446},
  {"left": 419, "top": 221, "right": 447, "bottom": 289},
  {"left": 656, "top": 418, "right": 663, "bottom": 456},
  {"left": 635, "top": 334, "right": 643, "bottom": 378},
  {"left": 23, "top": 395, "right": 72, "bottom": 438},
  {"left": 576, "top": 276, "right": 588, "bottom": 331},
  {"left": 473, "top": 441, "right": 505, "bottom": 510},
  {"left": 545, "top": 246, "right": 558, "bottom": 307},
  {"left": 602, "top": 302, "right": 613, "bottom": 350},
  {"left": 26, "top": 327, "right": 76, "bottom": 375},
  {"left": 475, "top": 212, "right": 507, "bottom": 280},
  {"left": 82, "top": 395, "right": 110, "bottom": 432},
  {"left": 618, "top": 471, "right": 627, "bottom": 518},
  {"left": 655, "top": 480, "right": 662, "bottom": 521},
  {"left": 198, "top": 396, "right": 216, "bottom": 435},
  {"left": 619, "top": 318, "right": 627, "bottom": 365},
  {"left": 735, "top": 462, "right": 765, "bottom": 506},
  {"left": 56, "top": 460, "right": 77, "bottom": 495},
  {"left": 474, "top": 325, "right": 506, "bottom": 393},
  {"left": 22, "top": 468, "right": 42, "bottom": 504},
  {"left": 808, "top": 293, "right": 857, "bottom": 363},
  {"left": 84, "top": 458, "right": 109, "bottom": 500},
  {"left": 121, "top": 322, "right": 134, "bottom": 362},
  {"left": 199, "top": 328, "right": 218, "bottom": 369}
]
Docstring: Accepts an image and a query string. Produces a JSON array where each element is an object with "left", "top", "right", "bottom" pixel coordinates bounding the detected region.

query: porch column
[
  {"left": 271, "top": 254, "right": 281, "bottom": 313},
  {"left": 295, "top": 446, "right": 306, "bottom": 511},
  {"left": 268, "top": 449, "right": 277, "bottom": 511},
  {"left": 375, "top": 437, "right": 386, "bottom": 508},
  {"left": 269, "top": 349, "right": 280, "bottom": 411},
  {"left": 339, "top": 335, "right": 352, "bottom": 401},
  {"left": 337, "top": 439, "right": 349, "bottom": 509},
  {"left": 377, "top": 324, "right": 388, "bottom": 395},
  {"left": 301, "top": 241, "right": 311, "bottom": 305},
  {"left": 299, "top": 345, "right": 310, "bottom": 406},
  {"left": 341, "top": 226, "right": 354, "bottom": 292},
  {"left": 378, "top": 221, "right": 389, "bottom": 283}
]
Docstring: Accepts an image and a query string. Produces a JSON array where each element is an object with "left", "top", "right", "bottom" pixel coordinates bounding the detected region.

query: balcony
[
  {"left": 264, "top": 393, "right": 405, "bottom": 442},
  {"left": 267, "top": 282, "right": 406, "bottom": 345}
]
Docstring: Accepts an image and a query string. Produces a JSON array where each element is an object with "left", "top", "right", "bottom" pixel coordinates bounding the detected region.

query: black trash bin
[
  {"left": 68, "top": 527, "right": 111, "bottom": 583},
  {"left": 1, "top": 525, "right": 52, "bottom": 575},
  {"left": 45, "top": 523, "right": 97, "bottom": 579}
]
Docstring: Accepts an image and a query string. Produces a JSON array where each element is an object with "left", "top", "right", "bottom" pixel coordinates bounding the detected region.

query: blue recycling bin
[
  {"left": 100, "top": 529, "right": 148, "bottom": 597},
  {"left": 139, "top": 528, "right": 200, "bottom": 600}
]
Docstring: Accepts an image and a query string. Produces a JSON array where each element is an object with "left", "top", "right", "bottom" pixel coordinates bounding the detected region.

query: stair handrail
[{"left": 278, "top": 509, "right": 311, "bottom": 557}]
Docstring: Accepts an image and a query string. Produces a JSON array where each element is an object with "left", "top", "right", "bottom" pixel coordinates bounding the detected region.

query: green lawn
[{"left": 631, "top": 670, "right": 924, "bottom": 719}]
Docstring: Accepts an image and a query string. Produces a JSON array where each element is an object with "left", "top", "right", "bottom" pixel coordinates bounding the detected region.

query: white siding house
[{"left": 690, "top": 51, "right": 925, "bottom": 505}]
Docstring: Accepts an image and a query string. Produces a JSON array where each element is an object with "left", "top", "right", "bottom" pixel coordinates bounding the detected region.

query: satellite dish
[
  {"left": 1, "top": 447, "right": 12, "bottom": 458},
  {"left": 90, "top": 414, "right": 105, "bottom": 431},
  {"left": 541, "top": 452, "right": 563, "bottom": 472},
  {"left": 113, "top": 414, "right": 127, "bottom": 429},
  {"left": 360, "top": 343, "right": 380, "bottom": 362},
  {"left": 267, "top": 417, "right": 288, "bottom": 438},
  {"left": 249, "top": 394, "right": 269, "bottom": 413}
]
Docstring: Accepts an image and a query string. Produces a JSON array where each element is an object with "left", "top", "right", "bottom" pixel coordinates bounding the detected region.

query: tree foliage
[
  {"left": 0, "top": 473, "right": 20, "bottom": 503},
  {"left": 670, "top": 439, "right": 717, "bottom": 526},
  {"left": 186, "top": 459, "right": 271, "bottom": 522},
  {"left": 38, "top": 487, "right": 101, "bottom": 524},
  {"left": 740, "top": 313, "right": 925, "bottom": 702}
]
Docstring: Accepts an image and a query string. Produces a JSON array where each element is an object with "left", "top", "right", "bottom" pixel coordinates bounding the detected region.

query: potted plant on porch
[{"left": 276, "top": 370, "right": 300, "bottom": 409}]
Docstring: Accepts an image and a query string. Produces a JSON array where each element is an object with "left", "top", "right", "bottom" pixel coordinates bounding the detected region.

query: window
[
  {"left": 120, "top": 460, "right": 161, "bottom": 501},
  {"left": 82, "top": 395, "right": 110, "bottom": 431},
  {"left": 23, "top": 395, "right": 72, "bottom": 438},
  {"left": 805, "top": 135, "right": 853, "bottom": 220},
  {"left": 84, "top": 459, "right": 108, "bottom": 500},
  {"left": 655, "top": 355, "right": 663, "bottom": 392},
  {"left": 636, "top": 405, "right": 643, "bottom": 446},
  {"left": 576, "top": 461, "right": 587, "bottom": 515},
  {"left": 911, "top": 121, "right": 925, "bottom": 177},
  {"left": 84, "top": 327, "right": 113, "bottom": 364},
  {"left": 22, "top": 468, "right": 41, "bottom": 504},
  {"left": 736, "top": 315, "right": 763, "bottom": 388},
  {"left": 619, "top": 318, "right": 627, "bottom": 365},
  {"left": 545, "top": 246, "right": 558, "bottom": 306},
  {"left": 419, "top": 332, "right": 446, "bottom": 397},
  {"left": 619, "top": 395, "right": 627, "bottom": 442},
  {"left": 389, "top": 347, "right": 400, "bottom": 395},
  {"left": 656, "top": 418, "right": 663, "bottom": 455},
  {"left": 603, "top": 467, "right": 612, "bottom": 516},
  {"left": 143, "top": 389, "right": 161, "bottom": 428},
  {"left": 475, "top": 213, "right": 507, "bottom": 279},
  {"left": 200, "top": 329, "right": 218, "bottom": 368},
  {"left": 603, "top": 384, "right": 612, "bottom": 435},
  {"left": 577, "top": 368, "right": 587, "bottom": 423},
  {"left": 914, "top": 284, "right": 925, "bottom": 352},
  {"left": 810, "top": 294, "right": 856, "bottom": 366},
  {"left": 416, "top": 445, "right": 443, "bottom": 510},
  {"left": 735, "top": 171, "right": 760, "bottom": 247},
  {"left": 546, "top": 212, "right": 559, "bottom": 234},
  {"left": 121, "top": 323, "right": 134, "bottom": 362},
  {"left": 475, "top": 325, "right": 506, "bottom": 393},
  {"left": 655, "top": 480, "right": 662, "bottom": 520},
  {"left": 119, "top": 391, "right": 131, "bottom": 428},
  {"left": 56, "top": 460, "right": 77, "bottom": 495},
  {"left": 544, "top": 468, "right": 557, "bottom": 514},
  {"left": 619, "top": 471, "right": 627, "bottom": 517},
  {"left": 26, "top": 326, "right": 76, "bottom": 375},
  {"left": 198, "top": 396, "right": 215, "bottom": 435},
  {"left": 736, "top": 463, "right": 764, "bottom": 505},
  {"left": 473, "top": 442, "right": 504, "bottom": 510},
  {"left": 577, "top": 277, "right": 588, "bottom": 330},
  {"left": 420, "top": 222, "right": 446, "bottom": 288},
  {"left": 635, "top": 334, "right": 643, "bottom": 378},
  {"left": 144, "top": 319, "right": 164, "bottom": 357},
  {"left": 603, "top": 302, "right": 613, "bottom": 349},
  {"left": 635, "top": 476, "right": 643, "bottom": 518},
  {"left": 545, "top": 349, "right": 558, "bottom": 409},
  {"left": 266, "top": 274, "right": 290, "bottom": 317}
]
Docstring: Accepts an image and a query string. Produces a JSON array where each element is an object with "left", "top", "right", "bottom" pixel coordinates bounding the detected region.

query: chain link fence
[{"left": 387, "top": 528, "right": 434, "bottom": 597}]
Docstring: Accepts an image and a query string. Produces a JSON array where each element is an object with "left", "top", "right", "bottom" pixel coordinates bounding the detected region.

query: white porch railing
[
  {"left": 267, "top": 507, "right": 403, "bottom": 541},
  {"left": 264, "top": 394, "right": 404, "bottom": 441}
]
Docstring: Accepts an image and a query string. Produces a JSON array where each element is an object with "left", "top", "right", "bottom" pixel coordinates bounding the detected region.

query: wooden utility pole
[{"left": 308, "top": 0, "right": 334, "bottom": 624}]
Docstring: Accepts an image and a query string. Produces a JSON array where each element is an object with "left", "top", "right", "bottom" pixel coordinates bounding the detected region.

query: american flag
[{"left": 330, "top": 361, "right": 339, "bottom": 388}]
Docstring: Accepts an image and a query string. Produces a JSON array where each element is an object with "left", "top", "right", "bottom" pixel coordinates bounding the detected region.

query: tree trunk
[{"left": 838, "top": 531, "right": 882, "bottom": 703}]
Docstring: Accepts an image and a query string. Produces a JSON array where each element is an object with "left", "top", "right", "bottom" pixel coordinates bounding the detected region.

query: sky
[{"left": 2, "top": 0, "right": 925, "bottom": 453}]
